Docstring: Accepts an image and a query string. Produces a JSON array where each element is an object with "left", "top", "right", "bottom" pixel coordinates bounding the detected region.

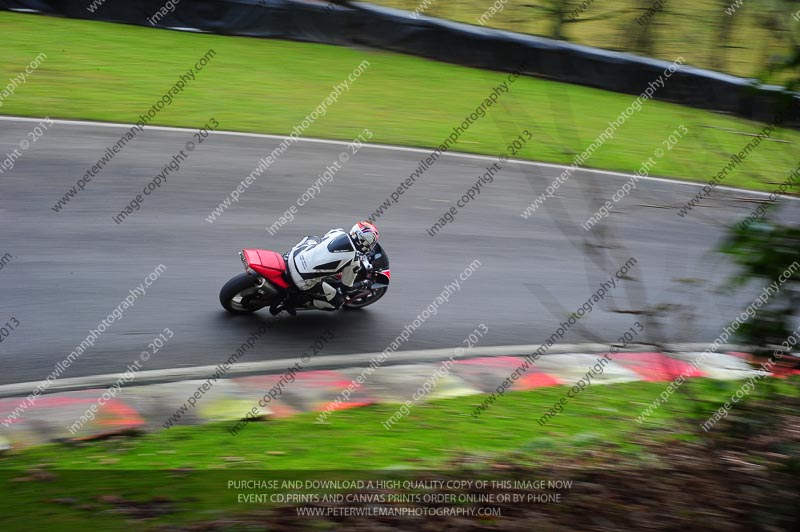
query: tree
[
  {"left": 710, "top": 0, "right": 738, "bottom": 71},
  {"left": 720, "top": 214, "right": 800, "bottom": 355},
  {"left": 521, "top": 0, "right": 628, "bottom": 41}
]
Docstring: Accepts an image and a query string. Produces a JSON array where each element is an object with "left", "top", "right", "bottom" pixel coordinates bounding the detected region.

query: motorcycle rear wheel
[{"left": 220, "top": 273, "right": 270, "bottom": 314}]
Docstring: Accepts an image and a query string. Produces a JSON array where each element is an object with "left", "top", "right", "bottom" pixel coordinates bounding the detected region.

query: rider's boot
[
  {"left": 311, "top": 299, "right": 337, "bottom": 311},
  {"left": 312, "top": 281, "right": 344, "bottom": 311},
  {"left": 270, "top": 298, "right": 297, "bottom": 316},
  {"left": 269, "top": 300, "right": 282, "bottom": 316}
]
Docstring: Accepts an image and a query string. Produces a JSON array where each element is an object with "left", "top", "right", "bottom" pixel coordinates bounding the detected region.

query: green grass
[
  {"left": 4, "top": 378, "right": 796, "bottom": 470},
  {"left": 1, "top": 10, "right": 798, "bottom": 192},
  {"left": 1, "top": 377, "right": 797, "bottom": 531}
]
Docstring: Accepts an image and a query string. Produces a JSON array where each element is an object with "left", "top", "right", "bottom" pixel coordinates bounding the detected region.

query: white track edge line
[
  {"left": 1, "top": 114, "right": 795, "bottom": 201},
  {"left": 0, "top": 342, "right": 749, "bottom": 397}
]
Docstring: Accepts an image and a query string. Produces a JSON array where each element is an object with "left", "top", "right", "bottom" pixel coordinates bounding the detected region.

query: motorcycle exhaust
[{"left": 254, "top": 274, "right": 279, "bottom": 298}]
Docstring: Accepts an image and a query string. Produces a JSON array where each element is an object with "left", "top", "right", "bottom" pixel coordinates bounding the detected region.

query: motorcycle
[{"left": 219, "top": 243, "right": 390, "bottom": 315}]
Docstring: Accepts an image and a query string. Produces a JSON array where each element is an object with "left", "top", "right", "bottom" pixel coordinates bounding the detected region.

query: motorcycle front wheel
[{"left": 343, "top": 287, "right": 387, "bottom": 309}]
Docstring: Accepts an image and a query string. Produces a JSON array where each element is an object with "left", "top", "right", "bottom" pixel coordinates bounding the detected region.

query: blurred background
[{"left": 0, "top": 1, "right": 799, "bottom": 530}]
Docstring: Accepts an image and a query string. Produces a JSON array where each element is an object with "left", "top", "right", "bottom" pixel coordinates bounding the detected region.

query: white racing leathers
[{"left": 287, "top": 229, "right": 363, "bottom": 309}]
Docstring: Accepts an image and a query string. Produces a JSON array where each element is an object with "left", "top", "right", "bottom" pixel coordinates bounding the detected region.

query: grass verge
[
  {"left": 1, "top": 377, "right": 798, "bottom": 530},
  {"left": 1, "top": 11, "right": 798, "bottom": 193},
  {"left": 2, "top": 377, "right": 797, "bottom": 469}
]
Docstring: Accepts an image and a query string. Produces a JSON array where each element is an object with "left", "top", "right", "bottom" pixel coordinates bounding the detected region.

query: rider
[{"left": 271, "top": 221, "right": 379, "bottom": 315}]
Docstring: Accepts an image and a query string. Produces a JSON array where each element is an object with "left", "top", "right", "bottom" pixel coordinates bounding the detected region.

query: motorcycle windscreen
[{"left": 370, "top": 243, "right": 389, "bottom": 271}]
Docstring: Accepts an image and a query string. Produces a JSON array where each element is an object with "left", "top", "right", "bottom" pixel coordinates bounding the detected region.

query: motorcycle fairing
[{"left": 242, "top": 249, "right": 290, "bottom": 288}]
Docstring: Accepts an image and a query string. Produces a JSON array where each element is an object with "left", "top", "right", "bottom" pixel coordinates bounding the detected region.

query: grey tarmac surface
[{"left": 0, "top": 117, "right": 796, "bottom": 385}]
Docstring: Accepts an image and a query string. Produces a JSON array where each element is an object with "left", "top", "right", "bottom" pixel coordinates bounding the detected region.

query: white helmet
[{"left": 349, "top": 221, "right": 379, "bottom": 253}]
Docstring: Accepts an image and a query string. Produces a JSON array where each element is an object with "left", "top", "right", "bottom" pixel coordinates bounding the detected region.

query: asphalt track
[{"left": 1, "top": 116, "right": 797, "bottom": 386}]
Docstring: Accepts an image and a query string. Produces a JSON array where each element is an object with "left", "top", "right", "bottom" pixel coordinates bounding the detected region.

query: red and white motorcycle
[{"left": 219, "top": 244, "right": 390, "bottom": 315}]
